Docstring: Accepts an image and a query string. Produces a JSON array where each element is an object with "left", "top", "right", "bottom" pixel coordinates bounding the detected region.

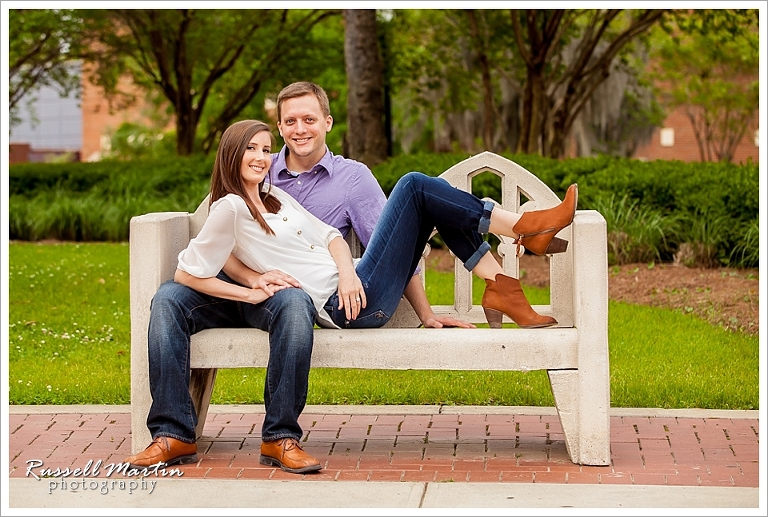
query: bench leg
[
  {"left": 190, "top": 368, "right": 218, "bottom": 440},
  {"left": 131, "top": 374, "right": 153, "bottom": 455},
  {"left": 548, "top": 369, "right": 610, "bottom": 466}
]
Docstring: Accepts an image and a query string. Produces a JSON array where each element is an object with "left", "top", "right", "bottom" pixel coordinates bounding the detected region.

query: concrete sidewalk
[{"left": 6, "top": 405, "right": 764, "bottom": 510}]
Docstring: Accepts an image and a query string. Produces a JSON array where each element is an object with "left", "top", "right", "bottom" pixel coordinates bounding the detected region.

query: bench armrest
[
  {"left": 129, "top": 212, "right": 191, "bottom": 323},
  {"left": 130, "top": 211, "right": 191, "bottom": 448}
]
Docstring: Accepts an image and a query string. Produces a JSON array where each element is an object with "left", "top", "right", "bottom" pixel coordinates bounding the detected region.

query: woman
[{"left": 176, "top": 119, "right": 578, "bottom": 333}]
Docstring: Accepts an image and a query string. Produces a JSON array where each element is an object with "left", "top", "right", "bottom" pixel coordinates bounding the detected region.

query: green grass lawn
[
  {"left": 8, "top": 242, "right": 131, "bottom": 404},
  {"left": 7, "top": 241, "right": 759, "bottom": 409}
]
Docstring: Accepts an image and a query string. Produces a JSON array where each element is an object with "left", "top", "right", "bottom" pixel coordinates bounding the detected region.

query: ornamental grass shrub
[{"left": 9, "top": 153, "right": 758, "bottom": 267}]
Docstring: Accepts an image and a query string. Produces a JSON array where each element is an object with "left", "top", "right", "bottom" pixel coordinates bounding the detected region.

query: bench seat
[{"left": 190, "top": 327, "right": 580, "bottom": 370}]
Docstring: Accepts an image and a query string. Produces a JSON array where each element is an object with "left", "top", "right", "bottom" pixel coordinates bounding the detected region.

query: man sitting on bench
[{"left": 125, "top": 82, "right": 474, "bottom": 474}]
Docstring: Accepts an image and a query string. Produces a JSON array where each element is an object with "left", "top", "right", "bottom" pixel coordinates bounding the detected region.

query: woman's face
[{"left": 239, "top": 130, "right": 273, "bottom": 188}]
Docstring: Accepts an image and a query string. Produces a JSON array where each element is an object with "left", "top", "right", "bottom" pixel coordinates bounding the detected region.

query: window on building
[{"left": 660, "top": 128, "right": 675, "bottom": 147}]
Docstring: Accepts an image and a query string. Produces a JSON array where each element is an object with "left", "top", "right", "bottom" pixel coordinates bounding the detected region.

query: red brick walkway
[{"left": 8, "top": 406, "right": 759, "bottom": 487}]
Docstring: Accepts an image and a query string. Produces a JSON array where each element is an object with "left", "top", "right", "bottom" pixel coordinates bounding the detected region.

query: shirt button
[
  {"left": 297, "top": 230, "right": 302, "bottom": 235},
  {"left": 310, "top": 245, "right": 315, "bottom": 249},
  {"left": 283, "top": 217, "right": 288, "bottom": 221},
  {"left": 297, "top": 181, "right": 302, "bottom": 185}
]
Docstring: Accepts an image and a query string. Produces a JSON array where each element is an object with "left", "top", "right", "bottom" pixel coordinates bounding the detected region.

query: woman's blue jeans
[
  {"left": 325, "top": 171, "right": 493, "bottom": 328},
  {"left": 146, "top": 275, "right": 315, "bottom": 444}
]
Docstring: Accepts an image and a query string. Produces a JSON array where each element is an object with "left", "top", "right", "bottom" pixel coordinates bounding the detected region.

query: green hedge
[
  {"left": 9, "top": 156, "right": 214, "bottom": 241},
  {"left": 372, "top": 153, "right": 758, "bottom": 217},
  {"left": 8, "top": 153, "right": 758, "bottom": 268},
  {"left": 9, "top": 155, "right": 215, "bottom": 196},
  {"left": 371, "top": 153, "right": 758, "bottom": 267}
]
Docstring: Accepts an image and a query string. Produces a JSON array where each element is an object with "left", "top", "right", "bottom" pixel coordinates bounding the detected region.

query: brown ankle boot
[
  {"left": 481, "top": 273, "right": 557, "bottom": 329},
  {"left": 513, "top": 184, "right": 578, "bottom": 256}
]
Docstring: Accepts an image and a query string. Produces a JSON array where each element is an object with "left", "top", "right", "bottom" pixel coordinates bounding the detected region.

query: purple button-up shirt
[{"left": 268, "top": 145, "right": 386, "bottom": 247}]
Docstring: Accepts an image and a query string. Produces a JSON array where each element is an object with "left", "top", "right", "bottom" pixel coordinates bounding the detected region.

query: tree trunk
[
  {"left": 519, "top": 67, "right": 546, "bottom": 155},
  {"left": 466, "top": 10, "right": 495, "bottom": 152},
  {"left": 344, "top": 9, "right": 388, "bottom": 167},
  {"left": 176, "top": 107, "right": 197, "bottom": 156},
  {"left": 174, "top": 25, "right": 196, "bottom": 157},
  {"left": 512, "top": 9, "right": 560, "bottom": 155}
]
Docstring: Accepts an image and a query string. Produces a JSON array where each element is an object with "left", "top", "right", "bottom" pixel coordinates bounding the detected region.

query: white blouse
[{"left": 177, "top": 187, "right": 345, "bottom": 328}]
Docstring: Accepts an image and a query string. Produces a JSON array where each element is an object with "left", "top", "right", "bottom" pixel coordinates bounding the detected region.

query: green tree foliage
[
  {"left": 384, "top": 10, "right": 508, "bottom": 154},
  {"left": 77, "top": 9, "right": 339, "bottom": 156},
  {"left": 105, "top": 122, "right": 177, "bottom": 161},
  {"left": 651, "top": 9, "right": 759, "bottom": 163},
  {"left": 8, "top": 9, "right": 84, "bottom": 127},
  {"left": 385, "top": 9, "right": 665, "bottom": 159},
  {"left": 93, "top": 14, "right": 349, "bottom": 161},
  {"left": 510, "top": 9, "right": 665, "bottom": 158}
]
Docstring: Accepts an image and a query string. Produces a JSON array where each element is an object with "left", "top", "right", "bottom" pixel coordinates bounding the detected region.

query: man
[
  {"left": 269, "top": 82, "right": 473, "bottom": 330},
  {"left": 125, "top": 82, "right": 472, "bottom": 475}
]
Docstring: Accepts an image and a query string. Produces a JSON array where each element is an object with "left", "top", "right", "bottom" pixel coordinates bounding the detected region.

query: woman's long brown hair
[{"left": 209, "top": 120, "right": 281, "bottom": 235}]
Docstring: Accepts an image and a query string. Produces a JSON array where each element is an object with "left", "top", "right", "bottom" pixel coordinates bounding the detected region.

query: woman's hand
[
  {"left": 256, "top": 269, "right": 301, "bottom": 296},
  {"left": 175, "top": 269, "right": 271, "bottom": 305},
  {"left": 337, "top": 270, "right": 366, "bottom": 321},
  {"left": 326, "top": 235, "right": 366, "bottom": 320}
]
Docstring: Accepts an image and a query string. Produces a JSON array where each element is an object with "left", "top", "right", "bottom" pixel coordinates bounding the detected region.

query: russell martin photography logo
[{"left": 25, "top": 459, "right": 184, "bottom": 495}]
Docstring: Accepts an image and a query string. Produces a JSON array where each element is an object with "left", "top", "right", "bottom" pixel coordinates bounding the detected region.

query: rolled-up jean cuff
[
  {"left": 477, "top": 200, "right": 495, "bottom": 234},
  {"left": 463, "top": 241, "right": 491, "bottom": 271}
]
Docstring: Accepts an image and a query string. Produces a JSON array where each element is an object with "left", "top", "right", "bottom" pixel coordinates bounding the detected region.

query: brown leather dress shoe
[
  {"left": 124, "top": 436, "right": 198, "bottom": 468},
  {"left": 260, "top": 438, "right": 322, "bottom": 474}
]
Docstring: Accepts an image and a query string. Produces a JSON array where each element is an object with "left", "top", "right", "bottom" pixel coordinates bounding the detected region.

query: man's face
[{"left": 277, "top": 94, "right": 333, "bottom": 165}]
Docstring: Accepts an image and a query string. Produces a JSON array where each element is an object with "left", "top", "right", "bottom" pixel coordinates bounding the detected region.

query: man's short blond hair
[{"left": 276, "top": 82, "right": 331, "bottom": 121}]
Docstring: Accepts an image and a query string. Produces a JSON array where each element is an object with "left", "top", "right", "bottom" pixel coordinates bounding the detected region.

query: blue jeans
[
  {"left": 325, "top": 172, "right": 493, "bottom": 328},
  {"left": 146, "top": 274, "right": 315, "bottom": 444},
  {"left": 147, "top": 172, "right": 492, "bottom": 442}
]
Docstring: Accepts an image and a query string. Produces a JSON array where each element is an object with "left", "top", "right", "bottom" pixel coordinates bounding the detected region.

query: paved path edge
[{"left": 7, "top": 404, "right": 761, "bottom": 420}]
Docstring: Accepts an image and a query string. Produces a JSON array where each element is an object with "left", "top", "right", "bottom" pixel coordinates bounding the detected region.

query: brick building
[
  {"left": 78, "top": 69, "right": 157, "bottom": 162},
  {"left": 634, "top": 107, "right": 759, "bottom": 165}
]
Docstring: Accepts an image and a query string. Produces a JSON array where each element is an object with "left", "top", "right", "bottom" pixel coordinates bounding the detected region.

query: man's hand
[
  {"left": 421, "top": 314, "right": 476, "bottom": 329},
  {"left": 402, "top": 275, "right": 476, "bottom": 328},
  {"left": 256, "top": 270, "right": 301, "bottom": 297}
]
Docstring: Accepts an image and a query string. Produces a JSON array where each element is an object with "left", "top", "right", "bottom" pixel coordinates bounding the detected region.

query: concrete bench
[{"left": 129, "top": 151, "right": 610, "bottom": 465}]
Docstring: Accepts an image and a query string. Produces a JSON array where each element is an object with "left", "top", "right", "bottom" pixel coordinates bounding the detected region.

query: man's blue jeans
[
  {"left": 146, "top": 276, "right": 315, "bottom": 444},
  {"left": 325, "top": 171, "right": 493, "bottom": 328}
]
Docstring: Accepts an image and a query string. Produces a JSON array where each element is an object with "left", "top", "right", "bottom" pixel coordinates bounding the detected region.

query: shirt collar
[{"left": 273, "top": 145, "right": 334, "bottom": 177}]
